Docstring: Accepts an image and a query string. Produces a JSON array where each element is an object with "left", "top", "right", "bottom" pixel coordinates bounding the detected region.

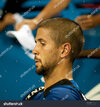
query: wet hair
[{"left": 38, "top": 18, "right": 85, "bottom": 62}]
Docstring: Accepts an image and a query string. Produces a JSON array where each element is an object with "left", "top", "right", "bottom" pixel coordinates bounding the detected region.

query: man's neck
[{"left": 44, "top": 60, "right": 73, "bottom": 91}]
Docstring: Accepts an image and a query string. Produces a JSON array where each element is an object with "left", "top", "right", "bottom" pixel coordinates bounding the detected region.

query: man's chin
[
  {"left": 35, "top": 68, "right": 45, "bottom": 76},
  {"left": 35, "top": 66, "right": 48, "bottom": 76}
]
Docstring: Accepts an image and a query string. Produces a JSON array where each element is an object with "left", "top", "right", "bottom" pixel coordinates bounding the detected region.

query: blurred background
[{"left": 0, "top": 0, "right": 100, "bottom": 100}]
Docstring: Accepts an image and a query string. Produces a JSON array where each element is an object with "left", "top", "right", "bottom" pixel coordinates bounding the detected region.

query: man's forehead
[{"left": 35, "top": 28, "right": 51, "bottom": 42}]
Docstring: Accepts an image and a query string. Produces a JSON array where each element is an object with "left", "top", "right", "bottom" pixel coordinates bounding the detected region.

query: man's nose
[{"left": 32, "top": 46, "right": 39, "bottom": 55}]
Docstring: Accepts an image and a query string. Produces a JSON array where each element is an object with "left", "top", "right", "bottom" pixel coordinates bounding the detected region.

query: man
[{"left": 24, "top": 18, "right": 87, "bottom": 100}]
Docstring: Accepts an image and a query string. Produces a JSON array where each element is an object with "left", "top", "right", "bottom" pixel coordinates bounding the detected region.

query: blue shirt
[{"left": 25, "top": 79, "right": 86, "bottom": 100}]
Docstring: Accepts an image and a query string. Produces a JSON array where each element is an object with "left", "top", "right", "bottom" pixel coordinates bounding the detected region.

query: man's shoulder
[
  {"left": 52, "top": 84, "right": 78, "bottom": 92},
  {"left": 47, "top": 85, "right": 82, "bottom": 100}
]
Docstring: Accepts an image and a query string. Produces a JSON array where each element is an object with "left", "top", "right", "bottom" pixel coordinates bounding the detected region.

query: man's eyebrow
[{"left": 35, "top": 38, "right": 46, "bottom": 43}]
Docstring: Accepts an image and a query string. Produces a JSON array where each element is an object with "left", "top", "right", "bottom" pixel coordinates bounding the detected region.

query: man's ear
[{"left": 60, "top": 43, "right": 71, "bottom": 58}]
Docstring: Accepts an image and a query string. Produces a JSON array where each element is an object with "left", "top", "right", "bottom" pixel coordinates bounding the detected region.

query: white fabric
[
  {"left": 13, "top": 13, "right": 24, "bottom": 24},
  {"left": 6, "top": 13, "right": 36, "bottom": 59},
  {"left": 7, "top": 25, "right": 36, "bottom": 50}
]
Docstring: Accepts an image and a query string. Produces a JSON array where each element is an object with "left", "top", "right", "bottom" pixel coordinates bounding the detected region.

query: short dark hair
[{"left": 38, "top": 18, "right": 85, "bottom": 62}]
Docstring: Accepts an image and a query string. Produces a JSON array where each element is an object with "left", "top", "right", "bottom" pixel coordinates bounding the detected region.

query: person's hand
[
  {"left": 15, "top": 19, "right": 38, "bottom": 31},
  {"left": 0, "top": 13, "right": 15, "bottom": 31},
  {"left": 75, "top": 14, "right": 100, "bottom": 30},
  {"left": 4, "top": 13, "right": 15, "bottom": 25}
]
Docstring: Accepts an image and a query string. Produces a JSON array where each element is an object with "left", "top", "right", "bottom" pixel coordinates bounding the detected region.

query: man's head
[{"left": 33, "top": 18, "right": 85, "bottom": 76}]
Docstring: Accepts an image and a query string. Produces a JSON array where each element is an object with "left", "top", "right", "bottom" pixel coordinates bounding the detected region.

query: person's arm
[
  {"left": 15, "top": 0, "right": 71, "bottom": 30},
  {"left": 0, "top": 13, "right": 15, "bottom": 31},
  {"left": 77, "top": 49, "right": 100, "bottom": 58},
  {"left": 75, "top": 14, "right": 100, "bottom": 30},
  {"left": 35, "top": 0, "right": 71, "bottom": 22}
]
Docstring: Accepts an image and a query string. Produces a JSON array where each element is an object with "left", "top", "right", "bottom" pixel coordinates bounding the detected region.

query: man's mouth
[
  {"left": 34, "top": 58, "right": 41, "bottom": 64},
  {"left": 35, "top": 61, "right": 41, "bottom": 66},
  {"left": 35, "top": 60, "right": 40, "bottom": 63}
]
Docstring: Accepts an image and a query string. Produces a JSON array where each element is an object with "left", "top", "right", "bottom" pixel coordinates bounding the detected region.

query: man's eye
[{"left": 41, "top": 42, "right": 45, "bottom": 46}]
